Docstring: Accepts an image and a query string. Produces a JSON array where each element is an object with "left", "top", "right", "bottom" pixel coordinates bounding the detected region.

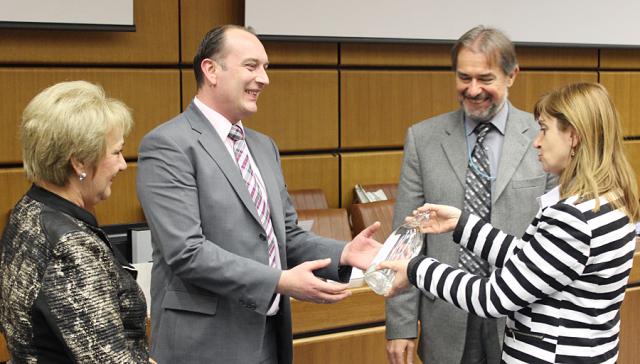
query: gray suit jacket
[
  {"left": 136, "top": 102, "right": 351, "bottom": 364},
  {"left": 385, "top": 104, "right": 556, "bottom": 364}
]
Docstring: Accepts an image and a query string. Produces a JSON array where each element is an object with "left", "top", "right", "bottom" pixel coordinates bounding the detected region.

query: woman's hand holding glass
[
  {"left": 377, "top": 203, "right": 463, "bottom": 297},
  {"left": 408, "top": 203, "right": 462, "bottom": 234}
]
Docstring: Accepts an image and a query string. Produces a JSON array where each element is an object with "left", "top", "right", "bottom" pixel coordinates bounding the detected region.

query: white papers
[
  {"left": 298, "top": 219, "right": 314, "bottom": 231},
  {"left": 130, "top": 228, "right": 152, "bottom": 263}
]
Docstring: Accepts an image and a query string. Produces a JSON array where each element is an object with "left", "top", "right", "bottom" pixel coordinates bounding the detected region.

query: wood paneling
[
  {"left": 0, "top": 168, "right": 30, "bottom": 233},
  {"left": 291, "top": 285, "right": 384, "bottom": 334},
  {"left": 600, "top": 49, "right": 640, "bottom": 69},
  {"left": 264, "top": 41, "right": 338, "bottom": 65},
  {"left": 0, "top": 68, "right": 180, "bottom": 164},
  {"left": 600, "top": 72, "right": 640, "bottom": 137},
  {"left": 341, "top": 43, "right": 451, "bottom": 67},
  {"left": 95, "top": 163, "right": 145, "bottom": 225},
  {"left": 341, "top": 151, "right": 403, "bottom": 208},
  {"left": 182, "top": 69, "right": 339, "bottom": 151},
  {"left": 509, "top": 71, "right": 598, "bottom": 114},
  {"left": 0, "top": 164, "right": 144, "bottom": 231},
  {"left": 282, "top": 155, "right": 339, "bottom": 208},
  {"left": 0, "top": 0, "right": 178, "bottom": 64},
  {"left": 517, "top": 47, "right": 598, "bottom": 69},
  {"left": 341, "top": 70, "right": 457, "bottom": 148},
  {"left": 619, "top": 286, "right": 640, "bottom": 364},
  {"left": 180, "top": 0, "right": 244, "bottom": 64},
  {"left": 293, "top": 326, "right": 387, "bottom": 364},
  {"left": 623, "top": 141, "right": 640, "bottom": 188}
]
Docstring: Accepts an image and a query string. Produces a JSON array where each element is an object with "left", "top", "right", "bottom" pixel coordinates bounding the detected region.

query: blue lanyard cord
[{"left": 464, "top": 122, "right": 496, "bottom": 181}]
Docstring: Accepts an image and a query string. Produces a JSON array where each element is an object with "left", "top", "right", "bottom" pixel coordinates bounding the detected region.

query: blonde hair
[
  {"left": 21, "top": 80, "right": 133, "bottom": 186},
  {"left": 534, "top": 82, "right": 639, "bottom": 221}
]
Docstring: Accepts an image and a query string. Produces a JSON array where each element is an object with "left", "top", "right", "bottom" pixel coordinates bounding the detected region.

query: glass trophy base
[{"left": 364, "top": 266, "right": 395, "bottom": 295}]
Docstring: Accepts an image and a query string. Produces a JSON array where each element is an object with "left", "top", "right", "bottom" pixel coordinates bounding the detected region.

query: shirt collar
[
  {"left": 537, "top": 185, "right": 561, "bottom": 209},
  {"left": 464, "top": 101, "right": 509, "bottom": 136},
  {"left": 193, "top": 96, "right": 246, "bottom": 142},
  {"left": 27, "top": 183, "right": 99, "bottom": 228}
]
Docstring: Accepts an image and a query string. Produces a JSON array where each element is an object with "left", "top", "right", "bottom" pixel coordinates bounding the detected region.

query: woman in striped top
[{"left": 380, "top": 82, "right": 639, "bottom": 363}]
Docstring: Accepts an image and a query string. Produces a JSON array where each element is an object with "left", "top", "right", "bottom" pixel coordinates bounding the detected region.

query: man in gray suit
[
  {"left": 385, "top": 26, "right": 556, "bottom": 364},
  {"left": 137, "top": 25, "right": 381, "bottom": 364}
]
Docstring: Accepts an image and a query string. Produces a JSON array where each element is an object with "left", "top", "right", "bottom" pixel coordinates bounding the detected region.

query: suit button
[{"left": 258, "top": 233, "right": 266, "bottom": 241}]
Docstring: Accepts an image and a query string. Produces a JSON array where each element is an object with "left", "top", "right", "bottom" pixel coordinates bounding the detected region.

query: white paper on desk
[
  {"left": 298, "top": 219, "right": 314, "bottom": 231},
  {"left": 133, "top": 262, "right": 152, "bottom": 315},
  {"left": 349, "top": 267, "right": 364, "bottom": 281}
]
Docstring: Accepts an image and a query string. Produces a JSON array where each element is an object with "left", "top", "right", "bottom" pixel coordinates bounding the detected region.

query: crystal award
[{"left": 364, "top": 212, "right": 429, "bottom": 295}]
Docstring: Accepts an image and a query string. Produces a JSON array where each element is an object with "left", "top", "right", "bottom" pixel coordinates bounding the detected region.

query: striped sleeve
[
  {"left": 453, "top": 211, "right": 526, "bottom": 268},
  {"left": 409, "top": 203, "right": 592, "bottom": 318}
]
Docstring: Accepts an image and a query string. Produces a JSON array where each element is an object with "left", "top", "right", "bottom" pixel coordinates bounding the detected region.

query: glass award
[{"left": 364, "top": 212, "right": 429, "bottom": 295}]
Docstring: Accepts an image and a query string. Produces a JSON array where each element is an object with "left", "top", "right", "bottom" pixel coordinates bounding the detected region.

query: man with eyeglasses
[{"left": 385, "top": 26, "right": 557, "bottom": 364}]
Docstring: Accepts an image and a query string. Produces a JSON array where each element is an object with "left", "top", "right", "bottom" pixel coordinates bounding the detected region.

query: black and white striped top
[{"left": 408, "top": 193, "right": 636, "bottom": 363}]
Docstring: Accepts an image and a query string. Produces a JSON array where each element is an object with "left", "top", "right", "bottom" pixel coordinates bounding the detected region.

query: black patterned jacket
[{"left": 0, "top": 184, "right": 149, "bottom": 363}]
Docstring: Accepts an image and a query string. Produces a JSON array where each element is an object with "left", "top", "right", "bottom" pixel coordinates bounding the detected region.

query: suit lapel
[
  {"left": 493, "top": 106, "right": 533, "bottom": 203},
  {"left": 441, "top": 110, "right": 468, "bottom": 188},
  {"left": 184, "top": 103, "right": 263, "bottom": 225}
]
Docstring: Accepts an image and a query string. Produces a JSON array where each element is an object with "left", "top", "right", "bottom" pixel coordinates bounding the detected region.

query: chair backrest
[
  {"left": 0, "top": 332, "right": 10, "bottom": 363},
  {"left": 350, "top": 200, "right": 395, "bottom": 242},
  {"left": 289, "top": 189, "right": 329, "bottom": 210},
  {"left": 297, "top": 208, "right": 352, "bottom": 241}
]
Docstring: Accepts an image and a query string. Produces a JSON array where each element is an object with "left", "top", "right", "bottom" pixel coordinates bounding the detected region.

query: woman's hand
[
  {"left": 406, "top": 203, "right": 462, "bottom": 234},
  {"left": 376, "top": 260, "right": 411, "bottom": 297}
]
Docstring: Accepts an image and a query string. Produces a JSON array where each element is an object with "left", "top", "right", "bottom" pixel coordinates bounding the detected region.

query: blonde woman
[
  {"left": 381, "top": 82, "right": 639, "bottom": 363},
  {"left": 0, "top": 81, "right": 150, "bottom": 362}
]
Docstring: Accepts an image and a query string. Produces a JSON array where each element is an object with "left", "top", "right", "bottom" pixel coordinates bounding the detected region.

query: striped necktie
[
  {"left": 228, "top": 124, "right": 279, "bottom": 269},
  {"left": 459, "top": 122, "right": 492, "bottom": 276}
]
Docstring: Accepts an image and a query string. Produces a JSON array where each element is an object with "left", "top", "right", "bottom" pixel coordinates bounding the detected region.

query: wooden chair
[
  {"left": 0, "top": 332, "right": 10, "bottom": 363},
  {"left": 350, "top": 200, "right": 395, "bottom": 242},
  {"left": 297, "top": 208, "right": 352, "bottom": 241},
  {"left": 289, "top": 189, "right": 329, "bottom": 210}
]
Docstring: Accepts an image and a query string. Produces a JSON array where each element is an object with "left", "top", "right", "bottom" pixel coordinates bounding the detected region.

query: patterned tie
[
  {"left": 228, "top": 125, "right": 279, "bottom": 269},
  {"left": 459, "top": 122, "right": 492, "bottom": 276}
]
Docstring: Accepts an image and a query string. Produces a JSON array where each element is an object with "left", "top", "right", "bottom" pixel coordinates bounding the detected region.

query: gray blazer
[
  {"left": 136, "top": 102, "right": 350, "bottom": 364},
  {"left": 385, "top": 104, "right": 556, "bottom": 364}
]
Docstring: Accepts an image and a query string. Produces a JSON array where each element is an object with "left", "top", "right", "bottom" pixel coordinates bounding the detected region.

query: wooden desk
[{"left": 291, "top": 280, "right": 388, "bottom": 363}]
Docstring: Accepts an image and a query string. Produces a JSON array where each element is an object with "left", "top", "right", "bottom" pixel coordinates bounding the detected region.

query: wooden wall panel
[
  {"left": 341, "top": 70, "right": 457, "bottom": 148},
  {"left": 264, "top": 41, "right": 338, "bottom": 65},
  {"left": 623, "top": 141, "right": 640, "bottom": 188},
  {"left": 95, "top": 163, "right": 145, "bottom": 225},
  {"left": 600, "top": 49, "right": 640, "bottom": 69},
  {"left": 341, "top": 43, "right": 450, "bottom": 67},
  {"left": 182, "top": 69, "right": 339, "bottom": 151},
  {"left": 341, "top": 151, "right": 403, "bottom": 207},
  {"left": 0, "top": 68, "right": 181, "bottom": 164},
  {"left": 293, "top": 326, "right": 387, "bottom": 364},
  {"left": 180, "top": 0, "right": 244, "bottom": 64},
  {"left": 600, "top": 72, "right": 640, "bottom": 137},
  {"left": 619, "top": 286, "right": 640, "bottom": 364},
  {"left": 282, "top": 155, "right": 339, "bottom": 208},
  {"left": 0, "top": 0, "right": 178, "bottom": 64},
  {"left": 0, "top": 168, "right": 30, "bottom": 233},
  {"left": 509, "top": 71, "right": 598, "bottom": 114},
  {"left": 0, "top": 165, "right": 142, "bottom": 233},
  {"left": 516, "top": 47, "right": 598, "bottom": 69}
]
